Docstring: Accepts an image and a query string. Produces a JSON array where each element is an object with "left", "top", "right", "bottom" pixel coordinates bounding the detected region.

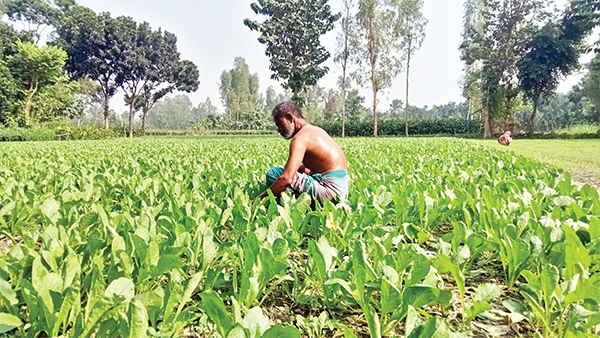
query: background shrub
[
  {"left": 317, "top": 118, "right": 483, "bottom": 137},
  {"left": 0, "top": 127, "right": 55, "bottom": 142},
  {"left": 70, "top": 126, "right": 116, "bottom": 140}
]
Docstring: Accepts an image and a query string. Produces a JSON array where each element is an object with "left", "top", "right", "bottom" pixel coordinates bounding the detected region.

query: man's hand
[
  {"left": 298, "top": 164, "right": 310, "bottom": 174},
  {"left": 256, "top": 190, "right": 268, "bottom": 200}
]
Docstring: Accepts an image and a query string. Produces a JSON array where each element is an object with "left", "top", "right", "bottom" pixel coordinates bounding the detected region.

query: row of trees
[
  {"left": 0, "top": 0, "right": 199, "bottom": 137},
  {"left": 245, "top": 0, "right": 428, "bottom": 137},
  {"left": 460, "top": 0, "right": 600, "bottom": 137}
]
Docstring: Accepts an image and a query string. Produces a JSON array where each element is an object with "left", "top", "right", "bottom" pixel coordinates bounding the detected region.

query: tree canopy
[{"left": 244, "top": 0, "right": 339, "bottom": 106}]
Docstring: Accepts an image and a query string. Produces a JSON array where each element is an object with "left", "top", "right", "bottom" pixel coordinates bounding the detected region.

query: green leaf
[
  {"left": 242, "top": 307, "right": 270, "bottom": 338},
  {"left": 343, "top": 327, "right": 358, "bottom": 338},
  {"left": 175, "top": 272, "right": 203, "bottom": 322},
  {"left": 473, "top": 283, "right": 502, "bottom": 303},
  {"left": 40, "top": 197, "right": 60, "bottom": 223},
  {"left": 260, "top": 325, "right": 301, "bottom": 338},
  {"left": 128, "top": 299, "right": 149, "bottom": 338},
  {"left": 0, "top": 279, "right": 18, "bottom": 310},
  {"left": 553, "top": 196, "right": 574, "bottom": 207},
  {"left": 0, "top": 313, "right": 22, "bottom": 333},
  {"left": 105, "top": 278, "right": 135, "bottom": 302},
  {"left": 201, "top": 291, "right": 235, "bottom": 338},
  {"left": 381, "top": 278, "right": 402, "bottom": 317},
  {"left": 405, "top": 305, "right": 422, "bottom": 337}
]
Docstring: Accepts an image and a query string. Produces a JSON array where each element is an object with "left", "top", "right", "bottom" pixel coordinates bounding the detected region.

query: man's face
[{"left": 275, "top": 115, "right": 294, "bottom": 139}]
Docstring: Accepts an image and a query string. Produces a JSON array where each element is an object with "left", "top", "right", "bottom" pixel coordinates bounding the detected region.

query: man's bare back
[
  {"left": 258, "top": 102, "right": 349, "bottom": 201},
  {"left": 293, "top": 124, "right": 347, "bottom": 175}
]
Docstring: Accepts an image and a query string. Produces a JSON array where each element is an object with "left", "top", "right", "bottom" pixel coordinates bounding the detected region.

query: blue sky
[{"left": 75, "top": 0, "right": 591, "bottom": 114}]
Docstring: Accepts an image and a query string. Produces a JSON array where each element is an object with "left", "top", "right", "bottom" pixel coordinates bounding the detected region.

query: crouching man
[{"left": 256, "top": 101, "right": 349, "bottom": 202}]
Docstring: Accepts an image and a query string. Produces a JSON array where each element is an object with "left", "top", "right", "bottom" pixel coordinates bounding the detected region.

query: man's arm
[{"left": 257, "top": 136, "right": 307, "bottom": 199}]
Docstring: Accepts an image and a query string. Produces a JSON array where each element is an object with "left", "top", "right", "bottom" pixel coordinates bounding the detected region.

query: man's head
[
  {"left": 272, "top": 101, "right": 305, "bottom": 139},
  {"left": 505, "top": 131, "right": 512, "bottom": 136}
]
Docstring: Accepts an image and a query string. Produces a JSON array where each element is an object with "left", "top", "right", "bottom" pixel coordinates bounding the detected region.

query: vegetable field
[{"left": 0, "top": 137, "right": 599, "bottom": 338}]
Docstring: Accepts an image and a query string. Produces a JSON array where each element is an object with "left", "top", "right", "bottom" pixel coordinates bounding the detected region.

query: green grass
[{"left": 469, "top": 138, "right": 600, "bottom": 184}]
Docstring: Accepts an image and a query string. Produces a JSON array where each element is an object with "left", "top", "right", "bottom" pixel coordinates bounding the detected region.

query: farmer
[
  {"left": 498, "top": 130, "right": 512, "bottom": 146},
  {"left": 256, "top": 101, "right": 349, "bottom": 202}
]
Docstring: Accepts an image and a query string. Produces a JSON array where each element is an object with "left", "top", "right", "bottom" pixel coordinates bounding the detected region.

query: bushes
[
  {"left": 317, "top": 118, "right": 483, "bottom": 137},
  {"left": 0, "top": 125, "right": 117, "bottom": 142},
  {"left": 0, "top": 127, "right": 55, "bottom": 142},
  {"left": 69, "top": 126, "right": 116, "bottom": 140}
]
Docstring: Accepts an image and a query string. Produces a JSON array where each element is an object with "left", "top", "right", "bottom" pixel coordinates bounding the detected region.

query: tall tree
[
  {"left": 323, "top": 88, "right": 342, "bottom": 121},
  {"left": 147, "top": 94, "right": 193, "bottom": 130},
  {"left": 3, "top": 0, "right": 68, "bottom": 43},
  {"left": 460, "top": 0, "right": 545, "bottom": 137},
  {"left": 345, "top": 88, "right": 368, "bottom": 120},
  {"left": 581, "top": 53, "right": 600, "bottom": 135},
  {"left": 53, "top": 8, "right": 126, "bottom": 129},
  {"left": 335, "top": 0, "right": 358, "bottom": 137},
  {"left": 459, "top": 0, "right": 487, "bottom": 132},
  {"left": 219, "top": 57, "right": 260, "bottom": 121},
  {"left": 354, "top": 0, "right": 405, "bottom": 137},
  {"left": 518, "top": 2, "right": 596, "bottom": 136},
  {"left": 398, "top": 0, "right": 427, "bottom": 136},
  {"left": 117, "top": 19, "right": 198, "bottom": 137},
  {"left": 7, "top": 41, "right": 66, "bottom": 122},
  {"left": 244, "top": 0, "right": 339, "bottom": 106},
  {"left": 129, "top": 49, "right": 199, "bottom": 131},
  {"left": 264, "top": 85, "right": 278, "bottom": 111}
]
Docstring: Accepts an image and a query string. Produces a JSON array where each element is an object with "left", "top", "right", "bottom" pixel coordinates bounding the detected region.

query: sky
[{"left": 74, "top": 0, "right": 595, "bottom": 114}]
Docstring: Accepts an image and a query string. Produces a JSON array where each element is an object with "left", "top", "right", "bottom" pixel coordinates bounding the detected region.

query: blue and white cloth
[{"left": 266, "top": 167, "right": 349, "bottom": 202}]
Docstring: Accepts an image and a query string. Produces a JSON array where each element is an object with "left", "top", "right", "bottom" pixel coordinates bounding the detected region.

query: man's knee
[{"left": 266, "top": 167, "right": 284, "bottom": 186}]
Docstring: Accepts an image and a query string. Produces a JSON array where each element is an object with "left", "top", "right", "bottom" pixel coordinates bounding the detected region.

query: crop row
[{"left": 0, "top": 138, "right": 598, "bottom": 337}]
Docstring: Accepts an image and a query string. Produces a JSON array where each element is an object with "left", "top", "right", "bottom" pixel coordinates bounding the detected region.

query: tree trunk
[
  {"left": 373, "top": 86, "right": 377, "bottom": 138},
  {"left": 23, "top": 80, "right": 39, "bottom": 120},
  {"left": 142, "top": 109, "right": 148, "bottom": 133},
  {"left": 467, "top": 98, "right": 472, "bottom": 120},
  {"left": 528, "top": 97, "right": 538, "bottom": 137},
  {"left": 128, "top": 95, "right": 137, "bottom": 139},
  {"left": 341, "top": 69, "right": 346, "bottom": 138},
  {"left": 483, "top": 104, "right": 491, "bottom": 138},
  {"left": 597, "top": 106, "right": 600, "bottom": 137},
  {"left": 405, "top": 41, "right": 411, "bottom": 137},
  {"left": 103, "top": 99, "right": 110, "bottom": 130},
  {"left": 483, "top": 86, "right": 491, "bottom": 138}
]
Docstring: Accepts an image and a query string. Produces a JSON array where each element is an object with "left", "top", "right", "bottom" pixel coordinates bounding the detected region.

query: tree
[
  {"left": 384, "top": 99, "right": 404, "bottom": 118},
  {"left": 460, "top": 0, "right": 546, "bottom": 137},
  {"left": 53, "top": 8, "right": 126, "bottom": 130},
  {"left": 335, "top": 0, "right": 358, "bottom": 137},
  {"left": 219, "top": 57, "right": 259, "bottom": 121},
  {"left": 264, "top": 85, "right": 278, "bottom": 111},
  {"left": 323, "top": 88, "right": 342, "bottom": 121},
  {"left": 191, "top": 97, "right": 219, "bottom": 124},
  {"left": 581, "top": 53, "right": 600, "bottom": 135},
  {"left": 345, "top": 88, "right": 368, "bottom": 120},
  {"left": 147, "top": 94, "right": 193, "bottom": 130},
  {"left": 116, "top": 19, "right": 198, "bottom": 137},
  {"left": 518, "top": 2, "right": 595, "bottom": 137},
  {"left": 398, "top": 0, "right": 427, "bottom": 136},
  {"left": 3, "top": 0, "right": 68, "bottom": 43},
  {"left": 354, "top": 0, "right": 404, "bottom": 137},
  {"left": 244, "top": 0, "right": 339, "bottom": 105},
  {"left": 7, "top": 41, "right": 66, "bottom": 123},
  {"left": 0, "top": 21, "right": 32, "bottom": 125},
  {"left": 129, "top": 51, "right": 199, "bottom": 131}
]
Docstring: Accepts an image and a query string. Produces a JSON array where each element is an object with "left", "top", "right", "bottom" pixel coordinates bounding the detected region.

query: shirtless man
[{"left": 256, "top": 101, "right": 349, "bottom": 202}]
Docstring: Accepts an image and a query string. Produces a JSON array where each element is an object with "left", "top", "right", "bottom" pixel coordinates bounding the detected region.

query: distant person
[
  {"left": 256, "top": 101, "right": 349, "bottom": 202},
  {"left": 498, "top": 131, "right": 512, "bottom": 146}
]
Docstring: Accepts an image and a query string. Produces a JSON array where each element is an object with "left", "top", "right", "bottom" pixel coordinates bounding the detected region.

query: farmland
[{"left": 0, "top": 137, "right": 598, "bottom": 337}]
